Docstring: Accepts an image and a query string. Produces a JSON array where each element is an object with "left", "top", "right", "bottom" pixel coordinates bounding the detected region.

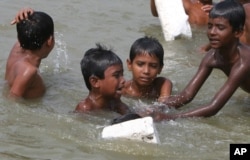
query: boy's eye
[
  {"left": 136, "top": 62, "right": 144, "bottom": 66},
  {"left": 113, "top": 72, "right": 123, "bottom": 78},
  {"left": 113, "top": 73, "right": 119, "bottom": 78},
  {"left": 217, "top": 25, "right": 225, "bottom": 30},
  {"left": 150, "top": 64, "right": 158, "bottom": 68},
  {"left": 208, "top": 23, "right": 212, "bottom": 29}
]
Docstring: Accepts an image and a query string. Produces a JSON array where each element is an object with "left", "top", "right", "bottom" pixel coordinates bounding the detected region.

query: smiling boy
[{"left": 150, "top": 0, "right": 250, "bottom": 121}]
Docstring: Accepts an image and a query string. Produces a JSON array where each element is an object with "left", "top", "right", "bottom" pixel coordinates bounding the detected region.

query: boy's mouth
[
  {"left": 139, "top": 77, "right": 153, "bottom": 83},
  {"left": 116, "top": 86, "right": 123, "bottom": 94},
  {"left": 209, "top": 38, "right": 220, "bottom": 45}
]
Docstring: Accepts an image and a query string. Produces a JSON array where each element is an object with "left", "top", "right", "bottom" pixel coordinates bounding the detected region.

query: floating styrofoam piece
[
  {"left": 155, "top": 0, "right": 192, "bottom": 41},
  {"left": 101, "top": 117, "right": 160, "bottom": 144}
]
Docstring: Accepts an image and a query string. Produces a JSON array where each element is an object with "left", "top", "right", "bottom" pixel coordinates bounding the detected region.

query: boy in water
[
  {"left": 150, "top": 0, "right": 213, "bottom": 26},
  {"left": 5, "top": 8, "right": 55, "bottom": 99},
  {"left": 150, "top": 0, "right": 250, "bottom": 121},
  {"left": 122, "top": 36, "right": 172, "bottom": 102},
  {"left": 239, "top": 0, "right": 250, "bottom": 45},
  {"left": 75, "top": 44, "right": 131, "bottom": 115}
]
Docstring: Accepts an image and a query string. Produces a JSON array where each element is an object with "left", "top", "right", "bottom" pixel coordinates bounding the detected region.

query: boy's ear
[
  {"left": 89, "top": 76, "right": 100, "bottom": 88},
  {"left": 126, "top": 59, "right": 132, "bottom": 71},
  {"left": 46, "top": 35, "right": 54, "bottom": 47},
  {"left": 234, "top": 29, "right": 243, "bottom": 38},
  {"left": 158, "top": 66, "right": 163, "bottom": 74}
]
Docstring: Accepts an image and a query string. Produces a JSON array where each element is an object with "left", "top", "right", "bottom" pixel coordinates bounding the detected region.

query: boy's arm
[
  {"left": 153, "top": 62, "right": 248, "bottom": 121},
  {"left": 201, "top": 5, "right": 213, "bottom": 15},
  {"left": 11, "top": 8, "right": 34, "bottom": 25},
  {"left": 9, "top": 65, "right": 37, "bottom": 98},
  {"left": 157, "top": 77, "right": 173, "bottom": 102},
  {"left": 163, "top": 54, "right": 213, "bottom": 108},
  {"left": 150, "top": 0, "right": 158, "bottom": 17},
  {"left": 241, "top": 4, "right": 250, "bottom": 44}
]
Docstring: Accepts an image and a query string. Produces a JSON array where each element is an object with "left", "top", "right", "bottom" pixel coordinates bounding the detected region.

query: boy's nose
[
  {"left": 120, "top": 76, "right": 125, "bottom": 84},
  {"left": 209, "top": 27, "right": 217, "bottom": 35},
  {"left": 143, "top": 66, "right": 150, "bottom": 74}
]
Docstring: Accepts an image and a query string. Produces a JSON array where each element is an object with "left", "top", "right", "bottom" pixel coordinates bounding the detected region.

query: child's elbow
[{"left": 204, "top": 105, "right": 222, "bottom": 117}]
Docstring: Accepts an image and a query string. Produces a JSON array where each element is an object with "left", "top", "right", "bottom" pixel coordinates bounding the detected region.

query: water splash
[{"left": 40, "top": 31, "right": 70, "bottom": 73}]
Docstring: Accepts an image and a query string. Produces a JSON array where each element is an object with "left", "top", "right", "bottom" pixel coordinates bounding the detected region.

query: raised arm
[{"left": 150, "top": 0, "right": 158, "bottom": 17}]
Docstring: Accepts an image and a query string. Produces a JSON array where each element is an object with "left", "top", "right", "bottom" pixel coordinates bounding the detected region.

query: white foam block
[
  {"left": 101, "top": 117, "right": 160, "bottom": 144},
  {"left": 155, "top": 0, "right": 192, "bottom": 41}
]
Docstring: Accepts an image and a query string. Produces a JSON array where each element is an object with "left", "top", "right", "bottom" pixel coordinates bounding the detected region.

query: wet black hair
[
  {"left": 80, "top": 43, "right": 123, "bottom": 90},
  {"left": 16, "top": 11, "right": 54, "bottom": 50},
  {"left": 129, "top": 36, "right": 164, "bottom": 67},
  {"left": 209, "top": 0, "right": 245, "bottom": 32}
]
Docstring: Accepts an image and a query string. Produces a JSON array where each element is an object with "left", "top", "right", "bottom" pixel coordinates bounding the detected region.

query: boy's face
[
  {"left": 127, "top": 53, "right": 162, "bottom": 87},
  {"left": 99, "top": 64, "right": 125, "bottom": 99},
  {"left": 207, "top": 17, "right": 240, "bottom": 49}
]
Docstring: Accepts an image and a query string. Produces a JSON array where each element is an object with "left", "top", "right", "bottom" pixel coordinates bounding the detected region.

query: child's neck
[
  {"left": 22, "top": 49, "right": 42, "bottom": 67},
  {"left": 130, "top": 80, "right": 154, "bottom": 98},
  {"left": 217, "top": 42, "right": 240, "bottom": 63},
  {"left": 88, "top": 92, "right": 110, "bottom": 109}
]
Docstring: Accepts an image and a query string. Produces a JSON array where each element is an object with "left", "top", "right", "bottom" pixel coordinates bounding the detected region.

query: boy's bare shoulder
[
  {"left": 153, "top": 76, "right": 172, "bottom": 90},
  {"left": 239, "top": 44, "right": 250, "bottom": 61},
  {"left": 75, "top": 98, "right": 92, "bottom": 113},
  {"left": 154, "top": 77, "right": 172, "bottom": 85},
  {"left": 16, "top": 60, "right": 38, "bottom": 76}
]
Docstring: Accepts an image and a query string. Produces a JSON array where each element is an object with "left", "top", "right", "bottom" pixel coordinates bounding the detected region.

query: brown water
[{"left": 0, "top": 0, "right": 249, "bottom": 160}]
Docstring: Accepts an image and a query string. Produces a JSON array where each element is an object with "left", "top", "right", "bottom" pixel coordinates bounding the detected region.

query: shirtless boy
[
  {"left": 5, "top": 8, "right": 54, "bottom": 99},
  {"left": 75, "top": 44, "right": 131, "bottom": 115},
  {"left": 122, "top": 36, "right": 172, "bottom": 102},
  {"left": 150, "top": 0, "right": 250, "bottom": 121},
  {"left": 150, "top": 0, "right": 213, "bottom": 26},
  {"left": 239, "top": 0, "right": 250, "bottom": 45}
]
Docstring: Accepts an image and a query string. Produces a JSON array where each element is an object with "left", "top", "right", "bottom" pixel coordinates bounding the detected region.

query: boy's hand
[
  {"left": 11, "top": 8, "right": 34, "bottom": 25},
  {"left": 201, "top": 5, "right": 213, "bottom": 15},
  {"left": 141, "top": 107, "right": 173, "bottom": 122}
]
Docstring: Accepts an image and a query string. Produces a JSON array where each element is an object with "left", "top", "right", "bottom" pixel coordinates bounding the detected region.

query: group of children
[{"left": 5, "top": 0, "right": 250, "bottom": 122}]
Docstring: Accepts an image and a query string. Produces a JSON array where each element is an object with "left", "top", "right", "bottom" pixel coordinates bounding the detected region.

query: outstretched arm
[
  {"left": 153, "top": 61, "right": 248, "bottom": 121},
  {"left": 163, "top": 54, "right": 213, "bottom": 108},
  {"left": 150, "top": 0, "right": 158, "bottom": 17}
]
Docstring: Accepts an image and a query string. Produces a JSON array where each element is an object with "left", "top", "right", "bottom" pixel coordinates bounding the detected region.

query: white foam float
[
  {"left": 101, "top": 117, "right": 160, "bottom": 144},
  {"left": 155, "top": 0, "right": 192, "bottom": 41}
]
